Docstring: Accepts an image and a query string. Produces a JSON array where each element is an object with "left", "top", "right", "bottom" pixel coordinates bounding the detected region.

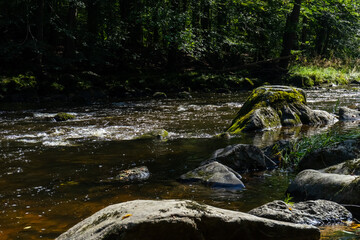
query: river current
[{"left": 0, "top": 87, "right": 359, "bottom": 239}]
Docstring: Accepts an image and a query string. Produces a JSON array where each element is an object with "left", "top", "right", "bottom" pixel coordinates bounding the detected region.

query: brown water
[{"left": 0, "top": 87, "right": 359, "bottom": 239}]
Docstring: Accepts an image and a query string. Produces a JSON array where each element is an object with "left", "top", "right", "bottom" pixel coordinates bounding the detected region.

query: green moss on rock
[
  {"left": 136, "top": 129, "right": 169, "bottom": 140},
  {"left": 226, "top": 86, "right": 307, "bottom": 134},
  {"left": 54, "top": 112, "right": 75, "bottom": 121}
]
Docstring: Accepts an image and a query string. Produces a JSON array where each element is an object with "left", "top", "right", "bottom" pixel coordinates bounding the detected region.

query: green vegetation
[
  {"left": 0, "top": 0, "right": 359, "bottom": 101},
  {"left": 288, "top": 65, "right": 360, "bottom": 87},
  {"left": 284, "top": 193, "right": 294, "bottom": 205},
  {"left": 276, "top": 129, "right": 360, "bottom": 169}
]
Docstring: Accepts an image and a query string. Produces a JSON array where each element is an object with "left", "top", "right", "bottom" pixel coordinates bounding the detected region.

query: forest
[{"left": 1, "top": 0, "right": 360, "bottom": 101}]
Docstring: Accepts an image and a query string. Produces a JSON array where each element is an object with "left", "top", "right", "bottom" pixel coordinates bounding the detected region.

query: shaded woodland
[{"left": 0, "top": 0, "right": 359, "bottom": 99}]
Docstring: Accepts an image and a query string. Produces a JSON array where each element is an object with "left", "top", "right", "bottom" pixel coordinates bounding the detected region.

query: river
[{"left": 0, "top": 87, "right": 359, "bottom": 239}]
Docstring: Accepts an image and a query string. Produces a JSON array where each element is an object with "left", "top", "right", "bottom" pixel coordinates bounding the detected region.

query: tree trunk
[
  {"left": 86, "top": 0, "right": 100, "bottom": 38},
  {"left": 201, "top": 0, "right": 210, "bottom": 32},
  {"left": 279, "top": 0, "right": 302, "bottom": 69},
  {"left": 300, "top": 16, "right": 308, "bottom": 49},
  {"left": 64, "top": 2, "right": 77, "bottom": 58},
  {"left": 36, "top": 0, "right": 44, "bottom": 65}
]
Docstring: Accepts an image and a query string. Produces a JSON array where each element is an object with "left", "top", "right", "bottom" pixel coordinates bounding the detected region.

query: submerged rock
[
  {"left": 339, "top": 107, "right": 360, "bottom": 120},
  {"left": 249, "top": 200, "right": 352, "bottom": 226},
  {"left": 136, "top": 129, "right": 169, "bottom": 140},
  {"left": 226, "top": 85, "right": 337, "bottom": 134},
  {"left": 298, "top": 139, "right": 360, "bottom": 171},
  {"left": 179, "top": 161, "right": 245, "bottom": 190},
  {"left": 205, "top": 144, "right": 276, "bottom": 172},
  {"left": 287, "top": 169, "right": 360, "bottom": 205},
  {"left": 115, "top": 166, "right": 150, "bottom": 182},
  {"left": 54, "top": 112, "right": 75, "bottom": 121},
  {"left": 56, "top": 199, "right": 320, "bottom": 240}
]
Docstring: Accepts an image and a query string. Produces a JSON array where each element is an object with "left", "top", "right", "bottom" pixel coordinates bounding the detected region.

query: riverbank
[{"left": 1, "top": 65, "right": 359, "bottom": 104}]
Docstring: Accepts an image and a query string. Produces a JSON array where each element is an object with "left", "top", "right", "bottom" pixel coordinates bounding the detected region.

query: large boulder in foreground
[
  {"left": 179, "top": 161, "right": 245, "bottom": 190},
  {"left": 287, "top": 169, "right": 360, "bottom": 205},
  {"left": 226, "top": 85, "right": 337, "bottom": 134},
  {"left": 298, "top": 139, "right": 360, "bottom": 171},
  {"left": 57, "top": 200, "right": 320, "bottom": 240},
  {"left": 204, "top": 144, "right": 275, "bottom": 172},
  {"left": 249, "top": 200, "right": 352, "bottom": 226}
]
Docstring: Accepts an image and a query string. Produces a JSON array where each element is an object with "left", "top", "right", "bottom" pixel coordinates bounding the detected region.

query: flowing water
[{"left": 0, "top": 87, "right": 359, "bottom": 239}]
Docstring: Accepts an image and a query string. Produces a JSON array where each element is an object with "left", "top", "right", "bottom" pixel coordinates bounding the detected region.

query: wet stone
[
  {"left": 339, "top": 107, "right": 360, "bottom": 121},
  {"left": 115, "top": 166, "right": 150, "bottom": 182},
  {"left": 249, "top": 200, "right": 352, "bottom": 226},
  {"left": 54, "top": 112, "right": 75, "bottom": 121},
  {"left": 298, "top": 139, "right": 360, "bottom": 171},
  {"left": 204, "top": 144, "right": 275, "bottom": 172},
  {"left": 179, "top": 161, "right": 245, "bottom": 190}
]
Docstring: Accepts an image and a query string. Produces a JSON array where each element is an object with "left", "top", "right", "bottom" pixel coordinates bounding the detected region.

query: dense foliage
[{"left": 0, "top": 0, "right": 359, "bottom": 98}]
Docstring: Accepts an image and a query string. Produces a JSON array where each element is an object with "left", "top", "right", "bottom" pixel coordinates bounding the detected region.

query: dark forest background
[{"left": 0, "top": 0, "right": 359, "bottom": 101}]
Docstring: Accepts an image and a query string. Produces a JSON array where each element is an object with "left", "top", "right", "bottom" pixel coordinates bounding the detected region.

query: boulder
[
  {"left": 226, "top": 85, "right": 337, "bottom": 134},
  {"left": 115, "top": 166, "right": 150, "bottom": 182},
  {"left": 248, "top": 200, "right": 352, "bottom": 226},
  {"left": 323, "top": 158, "right": 360, "bottom": 175},
  {"left": 339, "top": 107, "right": 360, "bottom": 120},
  {"left": 287, "top": 169, "right": 360, "bottom": 205},
  {"left": 57, "top": 199, "right": 320, "bottom": 240},
  {"left": 298, "top": 139, "right": 360, "bottom": 171},
  {"left": 204, "top": 144, "right": 276, "bottom": 172},
  {"left": 179, "top": 161, "right": 245, "bottom": 190}
]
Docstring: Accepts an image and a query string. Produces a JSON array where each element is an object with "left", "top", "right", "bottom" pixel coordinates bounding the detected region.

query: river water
[{"left": 0, "top": 87, "right": 359, "bottom": 239}]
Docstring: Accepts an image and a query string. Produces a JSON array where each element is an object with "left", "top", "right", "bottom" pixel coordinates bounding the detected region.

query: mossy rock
[
  {"left": 226, "top": 85, "right": 335, "bottom": 134},
  {"left": 136, "top": 129, "right": 169, "bottom": 140},
  {"left": 54, "top": 112, "right": 75, "bottom": 121}
]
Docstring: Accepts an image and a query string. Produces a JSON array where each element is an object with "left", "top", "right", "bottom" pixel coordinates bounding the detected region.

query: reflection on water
[{"left": 0, "top": 87, "right": 359, "bottom": 239}]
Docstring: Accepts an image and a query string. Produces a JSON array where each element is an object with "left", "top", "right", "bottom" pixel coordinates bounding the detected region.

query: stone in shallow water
[
  {"left": 226, "top": 85, "right": 337, "bottom": 134},
  {"left": 298, "top": 139, "right": 360, "bottom": 171},
  {"left": 287, "top": 169, "right": 360, "bottom": 205},
  {"left": 204, "top": 144, "right": 275, "bottom": 172},
  {"left": 179, "top": 161, "right": 245, "bottom": 190},
  {"left": 54, "top": 112, "right": 75, "bottom": 121},
  {"left": 136, "top": 129, "right": 169, "bottom": 140},
  {"left": 249, "top": 200, "right": 352, "bottom": 226},
  {"left": 56, "top": 199, "right": 320, "bottom": 240},
  {"left": 339, "top": 107, "right": 360, "bottom": 120},
  {"left": 115, "top": 166, "right": 150, "bottom": 182}
]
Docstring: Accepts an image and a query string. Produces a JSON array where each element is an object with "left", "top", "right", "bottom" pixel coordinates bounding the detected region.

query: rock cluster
[{"left": 57, "top": 200, "right": 320, "bottom": 240}]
